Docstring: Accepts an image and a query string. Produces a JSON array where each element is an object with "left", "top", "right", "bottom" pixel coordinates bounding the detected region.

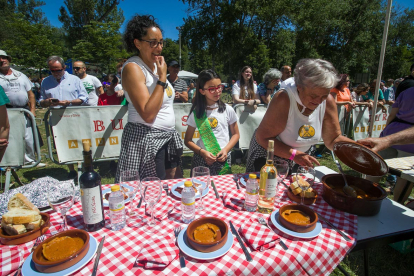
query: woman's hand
[
  {"left": 216, "top": 149, "right": 228, "bottom": 162},
  {"left": 201, "top": 149, "right": 216, "bottom": 166},
  {"left": 293, "top": 151, "right": 320, "bottom": 167},
  {"left": 155, "top": 56, "right": 167, "bottom": 80},
  {"left": 0, "top": 138, "right": 8, "bottom": 149},
  {"left": 247, "top": 100, "right": 255, "bottom": 106}
]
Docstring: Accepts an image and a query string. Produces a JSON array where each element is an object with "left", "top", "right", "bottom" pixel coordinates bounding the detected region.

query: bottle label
[
  {"left": 109, "top": 203, "right": 125, "bottom": 212},
  {"left": 265, "top": 178, "right": 278, "bottom": 198},
  {"left": 80, "top": 187, "right": 104, "bottom": 224},
  {"left": 246, "top": 180, "right": 258, "bottom": 195},
  {"left": 182, "top": 196, "right": 195, "bottom": 206}
]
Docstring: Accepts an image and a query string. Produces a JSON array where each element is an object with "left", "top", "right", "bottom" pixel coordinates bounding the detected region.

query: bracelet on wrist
[{"left": 289, "top": 149, "right": 297, "bottom": 160}]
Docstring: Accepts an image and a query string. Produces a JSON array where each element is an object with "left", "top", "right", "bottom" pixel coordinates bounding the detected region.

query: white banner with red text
[{"left": 352, "top": 105, "right": 391, "bottom": 141}]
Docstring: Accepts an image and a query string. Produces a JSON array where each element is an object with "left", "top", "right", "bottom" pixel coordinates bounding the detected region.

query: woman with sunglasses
[
  {"left": 115, "top": 14, "right": 183, "bottom": 182},
  {"left": 184, "top": 69, "right": 240, "bottom": 175}
]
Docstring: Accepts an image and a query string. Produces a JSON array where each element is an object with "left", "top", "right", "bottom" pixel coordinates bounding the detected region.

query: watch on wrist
[{"left": 157, "top": 80, "right": 168, "bottom": 89}]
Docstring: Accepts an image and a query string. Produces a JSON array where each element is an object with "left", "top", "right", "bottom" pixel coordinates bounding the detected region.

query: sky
[{"left": 42, "top": 0, "right": 414, "bottom": 40}]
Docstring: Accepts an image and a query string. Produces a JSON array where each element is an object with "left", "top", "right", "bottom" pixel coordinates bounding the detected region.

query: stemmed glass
[
  {"left": 140, "top": 177, "right": 162, "bottom": 233},
  {"left": 192, "top": 166, "right": 210, "bottom": 211},
  {"left": 120, "top": 170, "right": 140, "bottom": 222},
  {"left": 47, "top": 181, "right": 75, "bottom": 232},
  {"left": 296, "top": 166, "right": 315, "bottom": 205},
  {"left": 275, "top": 160, "right": 289, "bottom": 207}
]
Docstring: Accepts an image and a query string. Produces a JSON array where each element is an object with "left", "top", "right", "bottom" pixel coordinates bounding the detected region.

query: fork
[
  {"left": 14, "top": 235, "right": 45, "bottom": 276},
  {"left": 174, "top": 226, "right": 186, "bottom": 268},
  {"left": 163, "top": 183, "right": 169, "bottom": 196},
  {"left": 257, "top": 216, "right": 288, "bottom": 250}
]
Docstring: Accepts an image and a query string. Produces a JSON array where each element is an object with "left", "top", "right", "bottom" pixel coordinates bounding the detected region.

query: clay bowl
[
  {"left": 322, "top": 174, "right": 387, "bottom": 216},
  {"left": 287, "top": 188, "right": 318, "bottom": 205},
  {"left": 278, "top": 204, "right": 318, "bottom": 233},
  {"left": 186, "top": 217, "right": 228, "bottom": 253},
  {"left": 32, "top": 229, "right": 90, "bottom": 273},
  {"left": 0, "top": 213, "right": 50, "bottom": 245}
]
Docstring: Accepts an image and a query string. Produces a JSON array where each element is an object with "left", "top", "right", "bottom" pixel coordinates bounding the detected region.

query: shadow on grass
[{"left": 23, "top": 167, "right": 69, "bottom": 182}]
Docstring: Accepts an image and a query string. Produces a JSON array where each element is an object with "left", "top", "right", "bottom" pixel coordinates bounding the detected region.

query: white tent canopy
[{"left": 178, "top": 70, "right": 198, "bottom": 79}]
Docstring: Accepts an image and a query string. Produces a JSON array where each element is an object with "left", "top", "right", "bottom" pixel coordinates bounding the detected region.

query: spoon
[
  {"left": 257, "top": 216, "right": 288, "bottom": 250},
  {"left": 331, "top": 151, "right": 357, "bottom": 198}
]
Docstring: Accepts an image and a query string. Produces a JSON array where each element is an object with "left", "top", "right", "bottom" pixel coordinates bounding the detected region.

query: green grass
[{"left": 1, "top": 108, "right": 413, "bottom": 276}]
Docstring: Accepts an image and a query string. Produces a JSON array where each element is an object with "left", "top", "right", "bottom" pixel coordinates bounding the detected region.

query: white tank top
[
  {"left": 277, "top": 82, "right": 326, "bottom": 152},
  {"left": 123, "top": 56, "right": 175, "bottom": 131}
]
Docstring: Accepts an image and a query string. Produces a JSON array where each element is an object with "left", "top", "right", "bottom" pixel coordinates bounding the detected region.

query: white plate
[
  {"left": 22, "top": 234, "right": 98, "bottom": 276},
  {"left": 270, "top": 209, "right": 322, "bottom": 239},
  {"left": 102, "top": 184, "right": 134, "bottom": 207},
  {"left": 171, "top": 180, "right": 209, "bottom": 199},
  {"left": 177, "top": 226, "right": 233, "bottom": 260}
]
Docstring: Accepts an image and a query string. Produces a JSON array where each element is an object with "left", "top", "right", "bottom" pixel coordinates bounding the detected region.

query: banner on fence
[
  {"left": 173, "top": 103, "right": 200, "bottom": 151},
  {"left": 50, "top": 106, "right": 128, "bottom": 163},
  {"left": 0, "top": 109, "right": 26, "bottom": 166},
  {"left": 352, "top": 105, "right": 391, "bottom": 141},
  {"left": 234, "top": 104, "right": 267, "bottom": 149}
]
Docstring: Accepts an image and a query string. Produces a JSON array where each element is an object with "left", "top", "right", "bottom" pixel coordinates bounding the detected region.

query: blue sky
[{"left": 42, "top": 0, "right": 414, "bottom": 40}]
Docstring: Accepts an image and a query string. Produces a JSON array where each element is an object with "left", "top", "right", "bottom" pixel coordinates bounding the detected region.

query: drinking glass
[
  {"left": 47, "top": 181, "right": 75, "bottom": 232},
  {"left": 296, "top": 166, "right": 315, "bottom": 205},
  {"left": 140, "top": 177, "right": 162, "bottom": 233},
  {"left": 120, "top": 170, "right": 140, "bottom": 221},
  {"left": 192, "top": 166, "right": 210, "bottom": 211},
  {"left": 275, "top": 160, "right": 289, "bottom": 207}
]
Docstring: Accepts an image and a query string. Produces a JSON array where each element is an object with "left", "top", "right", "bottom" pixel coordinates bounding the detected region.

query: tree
[
  {"left": 71, "top": 20, "right": 127, "bottom": 73},
  {"left": 161, "top": 38, "right": 190, "bottom": 71},
  {"left": 58, "top": 0, "right": 124, "bottom": 49}
]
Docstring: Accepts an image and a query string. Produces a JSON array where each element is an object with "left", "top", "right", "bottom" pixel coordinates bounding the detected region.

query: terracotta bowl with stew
[
  {"left": 0, "top": 213, "right": 50, "bottom": 245},
  {"left": 278, "top": 204, "right": 318, "bottom": 233},
  {"left": 186, "top": 217, "right": 228, "bottom": 253},
  {"left": 32, "top": 229, "right": 90, "bottom": 273},
  {"left": 322, "top": 174, "right": 387, "bottom": 216}
]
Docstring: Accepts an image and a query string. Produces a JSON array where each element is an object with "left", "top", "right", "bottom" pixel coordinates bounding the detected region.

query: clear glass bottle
[
  {"left": 244, "top": 173, "right": 259, "bottom": 212},
  {"left": 181, "top": 181, "right": 195, "bottom": 223},
  {"left": 258, "top": 140, "right": 278, "bottom": 214},
  {"left": 79, "top": 141, "right": 105, "bottom": 231}
]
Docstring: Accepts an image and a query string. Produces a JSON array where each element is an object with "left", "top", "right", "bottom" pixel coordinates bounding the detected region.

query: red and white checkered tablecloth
[{"left": 1, "top": 174, "right": 357, "bottom": 276}]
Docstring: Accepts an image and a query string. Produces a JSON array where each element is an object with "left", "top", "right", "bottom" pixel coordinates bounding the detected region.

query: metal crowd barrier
[{"left": 0, "top": 108, "right": 42, "bottom": 191}]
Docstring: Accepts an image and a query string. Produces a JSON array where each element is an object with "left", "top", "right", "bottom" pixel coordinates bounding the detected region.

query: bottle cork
[
  {"left": 268, "top": 140, "right": 274, "bottom": 150},
  {"left": 82, "top": 141, "right": 90, "bottom": 152}
]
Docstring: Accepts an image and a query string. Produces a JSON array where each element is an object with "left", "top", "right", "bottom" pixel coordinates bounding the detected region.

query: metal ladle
[{"left": 331, "top": 151, "right": 357, "bottom": 198}]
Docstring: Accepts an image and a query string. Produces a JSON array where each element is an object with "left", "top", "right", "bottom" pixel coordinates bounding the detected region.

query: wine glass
[
  {"left": 140, "top": 177, "right": 162, "bottom": 233},
  {"left": 275, "top": 160, "right": 289, "bottom": 207},
  {"left": 296, "top": 166, "right": 315, "bottom": 205},
  {"left": 192, "top": 166, "right": 210, "bottom": 211},
  {"left": 120, "top": 170, "right": 140, "bottom": 222},
  {"left": 47, "top": 181, "right": 75, "bottom": 232}
]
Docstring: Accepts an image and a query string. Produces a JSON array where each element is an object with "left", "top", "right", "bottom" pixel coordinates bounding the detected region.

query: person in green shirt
[{"left": 0, "top": 86, "right": 10, "bottom": 162}]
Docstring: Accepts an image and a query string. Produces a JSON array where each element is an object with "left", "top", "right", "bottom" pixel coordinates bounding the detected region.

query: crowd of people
[{"left": 1, "top": 14, "right": 414, "bottom": 196}]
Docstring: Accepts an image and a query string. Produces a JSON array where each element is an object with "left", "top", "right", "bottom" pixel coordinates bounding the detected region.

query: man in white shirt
[
  {"left": 73, "top": 61, "right": 103, "bottom": 106},
  {"left": 0, "top": 50, "right": 45, "bottom": 167},
  {"left": 279, "top": 65, "right": 292, "bottom": 88}
]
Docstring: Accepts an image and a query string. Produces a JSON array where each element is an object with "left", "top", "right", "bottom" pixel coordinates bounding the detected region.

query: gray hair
[
  {"left": 294, "top": 58, "right": 339, "bottom": 89},
  {"left": 46, "top": 56, "right": 65, "bottom": 67},
  {"left": 263, "top": 68, "right": 282, "bottom": 84},
  {"left": 394, "top": 78, "right": 403, "bottom": 85}
]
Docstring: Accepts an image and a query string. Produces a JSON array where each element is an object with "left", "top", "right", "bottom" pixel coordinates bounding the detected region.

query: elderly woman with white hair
[
  {"left": 246, "top": 58, "right": 354, "bottom": 172},
  {"left": 257, "top": 68, "right": 282, "bottom": 104}
]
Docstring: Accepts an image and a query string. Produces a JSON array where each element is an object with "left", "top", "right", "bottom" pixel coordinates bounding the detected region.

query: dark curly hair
[
  {"left": 334, "top": 74, "right": 348, "bottom": 90},
  {"left": 123, "top": 14, "right": 162, "bottom": 54}
]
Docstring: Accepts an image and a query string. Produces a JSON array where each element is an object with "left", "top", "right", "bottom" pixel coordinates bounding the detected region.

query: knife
[
  {"left": 91, "top": 236, "right": 105, "bottom": 276},
  {"left": 137, "top": 186, "right": 147, "bottom": 208},
  {"left": 229, "top": 221, "right": 252, "bottom": 262},
  {"left": 211, "top": 180, "right": 219, "bottom": 199},
  {"left": 233, "top": 176, "right": 241, "bottom": 190},
  {"left": 316, "top": 213, "right": 351, "bottom": 241}
]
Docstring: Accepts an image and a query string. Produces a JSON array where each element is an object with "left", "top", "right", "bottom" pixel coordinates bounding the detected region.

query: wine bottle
[
  {"left": 79, "top": 141, "right": 105, "bottom": 231},
  {"left": 258, "top": 140, "right": 278, "bottom": 214}
]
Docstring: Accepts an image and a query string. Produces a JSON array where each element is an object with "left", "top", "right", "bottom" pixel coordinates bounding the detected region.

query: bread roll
[
  {"left": 2, "top": 209, "right": 41, "bottom": 225},
  {"left": 8, "top": 193, "right": 40, "bottom": 213}
]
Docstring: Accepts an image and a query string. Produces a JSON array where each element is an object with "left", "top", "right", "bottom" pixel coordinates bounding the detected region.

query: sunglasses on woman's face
[{"left": 103, "top": 82, "right": 111, "bottom": 85}]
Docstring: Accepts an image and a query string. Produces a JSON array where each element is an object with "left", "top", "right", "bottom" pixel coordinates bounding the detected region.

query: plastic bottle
[
  {"left": 245, "top": 173, "right": 259, "bottom": 212},
  {"left": 181, "top": 181, "right": 196, "bottom": 223},
  {"left": 109, "top": 185, "right": 126, "bottom": 231}
]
